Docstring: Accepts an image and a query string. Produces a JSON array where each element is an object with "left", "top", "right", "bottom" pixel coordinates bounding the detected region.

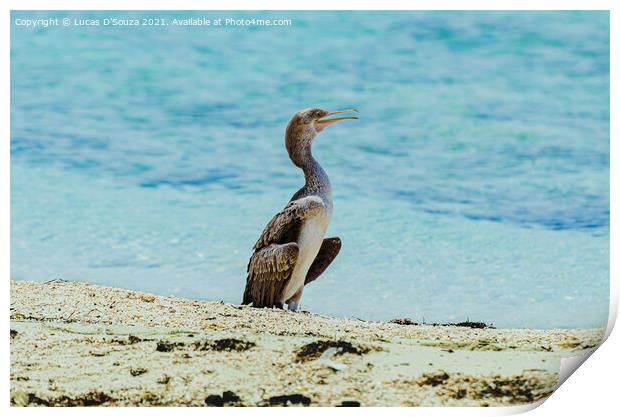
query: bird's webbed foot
[
  {"left": 286, "top": 286, "right": 304, "bottom": 312},
  {"left": 287, "top": 300, "right": 300, "bottom": 312}
]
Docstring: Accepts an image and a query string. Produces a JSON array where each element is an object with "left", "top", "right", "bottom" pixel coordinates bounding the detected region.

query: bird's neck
[{"left": 293, "top": 146, "right": 331, "bottom": 197}]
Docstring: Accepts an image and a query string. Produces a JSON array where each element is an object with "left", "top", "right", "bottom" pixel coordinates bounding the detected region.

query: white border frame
[{"left": 3, "top": 2, "right": 616, "bottom": 416}]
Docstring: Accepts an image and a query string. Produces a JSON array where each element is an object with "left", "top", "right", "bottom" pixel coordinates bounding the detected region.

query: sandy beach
[{"left": 10, "top": 280, "right": 603, "bottom": 407}]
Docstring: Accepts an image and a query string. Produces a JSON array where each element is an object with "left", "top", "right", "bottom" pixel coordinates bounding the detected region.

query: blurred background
[{"left": 11, "top": 11, "right": 609, "bottom": 328}]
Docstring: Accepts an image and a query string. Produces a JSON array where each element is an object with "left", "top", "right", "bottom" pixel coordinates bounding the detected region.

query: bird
[{"left": 242, "top": 108, "right": 358, "bottom": 311}]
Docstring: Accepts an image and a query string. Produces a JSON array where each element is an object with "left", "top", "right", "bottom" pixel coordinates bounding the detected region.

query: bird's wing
[
  {"left": 253, "top": 196, "right": 326, "bottom": 250},
  {"left": 243, "top": 242, "right": 299, "bottom": 307},
  {"left": 305, "top": 237, "right": 341, "bottom": 285}
]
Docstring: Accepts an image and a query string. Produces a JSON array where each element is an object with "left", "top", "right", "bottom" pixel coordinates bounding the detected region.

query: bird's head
[{"left": 285, "top": 108, "right": 358, "bottom": 163}]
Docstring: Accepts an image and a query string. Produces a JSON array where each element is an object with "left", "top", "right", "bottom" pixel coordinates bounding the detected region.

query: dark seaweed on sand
[
  {"left": 389, "top": 318, "right": 494, "bottom": 329},
  {"left": 295, "top": 340, "right": 369, "bottom": 362},
  {"left": 205, "top": 391, "right": 241, "bottom": 406},
  {"left": 268, "top": 394, "right": 311, "bottom": 406}
]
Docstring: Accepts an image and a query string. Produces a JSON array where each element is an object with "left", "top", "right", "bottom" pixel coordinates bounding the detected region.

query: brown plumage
[
  {"left": 242, "top": 108, "right": 357, "bottom": 311},
  {"left": 305, "top": 237, "right": 341, "bottom": 285},
  {"left": 244, "top": 242, "right": 298, "bottom": 308}
]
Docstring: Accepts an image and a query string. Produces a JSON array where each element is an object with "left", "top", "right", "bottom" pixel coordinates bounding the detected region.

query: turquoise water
[{"left": 11, "top": 11, "right": 609, "bottom": 328}]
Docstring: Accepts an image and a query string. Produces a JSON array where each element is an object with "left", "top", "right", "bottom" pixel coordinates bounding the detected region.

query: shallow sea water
[{"left": 11, "top": 11, "right": 609, "bottom": 328}]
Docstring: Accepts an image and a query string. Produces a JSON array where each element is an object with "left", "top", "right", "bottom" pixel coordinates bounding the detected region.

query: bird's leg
[{"left": 286, "top": 287, "right": 304, "bottom": 312}]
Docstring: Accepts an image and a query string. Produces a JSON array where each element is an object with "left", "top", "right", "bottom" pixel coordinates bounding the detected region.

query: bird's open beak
[{"left": 315, "top": 109, "right": 358, "bottom": 132}]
